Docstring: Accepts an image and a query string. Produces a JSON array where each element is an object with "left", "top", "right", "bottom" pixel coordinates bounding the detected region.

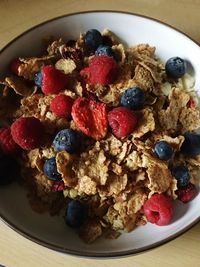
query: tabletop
[{"left": 0, "top": 0, "right": 200, "bottom": 266}]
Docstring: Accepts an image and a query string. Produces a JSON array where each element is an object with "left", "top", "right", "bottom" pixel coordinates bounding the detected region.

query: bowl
[{"left": 0, "top": 11, "right": 200, "bottom": 258}]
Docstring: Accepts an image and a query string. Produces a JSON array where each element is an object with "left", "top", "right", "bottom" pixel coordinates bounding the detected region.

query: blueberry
[
  {"left": 43, "top": 157, "right": 61, "bottom": 181},
  {"left": 120, "top": 87, "right": 145, "bottom": 110},
  {"left": 154, "top": 141, "right": 173, "bottom": 160},
  {"left": 181, "top": 133, "right": 200, "bottom": 156},
  {"left": 85, "top": 29, "right": 103, "bottom": 50},
  {"left": 53, "top": 129, "right": 80, "bottom": 153},
  {"left": 95, "top": 45, "right": 115, "bottom": 58},
  {"left": 34, "top": 72, "right": 43, "bottom": 87},
  {"left": 65, "top": 200, "right": 86, "bottom": 228},
  {"left": 0, "top": 155, "right": 20, "bottom": 186},
  {"left": 165, "top": 57, "right": 187, "bottom": 79},
  {"left": 171, "top": 166, "right": 190, "bottom": 188}
]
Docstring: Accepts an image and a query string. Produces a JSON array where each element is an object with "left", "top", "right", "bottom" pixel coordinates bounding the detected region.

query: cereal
[
  {"left": 79, "top": 219, "right": 102, "bottom": 244},
  {"left": 158, "top": 87, "right": 191, "bottom": 132},
  {"left": 56, "top": 151, "right": 77, "bottom": 187},
  {"left": 1, "top": 29, "right": 200, "bottom": 244},
  {"left": 18, "top": 55, "right": 54, "bottom": 79},
  {"left": 55, "top": 58, "right": 76, "bottom": 74},
  {"left": 132, "top": 108, "right": 155, "bottom": 138},
  {"left": 1, "top": 76, "right": 36, "bottom": 96}
]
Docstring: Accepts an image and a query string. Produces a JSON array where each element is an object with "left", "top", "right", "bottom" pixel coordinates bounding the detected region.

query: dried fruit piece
[
  {"left": 52, "top": 180, "right": 65, "bottom": 192},
  {"left": 187, "top": 98, "right": 196, "bottom": 108},
  {"left": 71, "top": 97, "right": 108, "bottom": 140}
]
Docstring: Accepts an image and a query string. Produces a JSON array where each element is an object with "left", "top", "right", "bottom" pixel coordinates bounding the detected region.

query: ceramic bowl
[{"left": 0, "top": 11, "right": 200, "bottom": 258}]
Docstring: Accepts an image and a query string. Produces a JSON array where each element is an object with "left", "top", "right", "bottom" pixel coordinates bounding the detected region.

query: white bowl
[{"left": 0, "top": 11, "right": 200, "bottom": 258}]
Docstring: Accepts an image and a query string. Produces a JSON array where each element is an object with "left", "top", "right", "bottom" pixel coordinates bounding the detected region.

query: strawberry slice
[
  {"left": 71, "top": 97, "right": 108, "bottom": 140},
  {"left": 187, "top": 98, "right": 196, "bottom": 108},
  {"left": 10, "top": 58, "right": 23, "bottom": 75}
]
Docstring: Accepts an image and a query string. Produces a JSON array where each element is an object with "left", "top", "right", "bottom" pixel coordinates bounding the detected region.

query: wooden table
[{"left": 0, "top": 0, "right": 200, "bottom": 266}]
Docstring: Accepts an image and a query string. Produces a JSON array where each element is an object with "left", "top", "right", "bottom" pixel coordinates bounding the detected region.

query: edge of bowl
[
  {"left": 0, "top": 10, "right": 200, "bottom": 258},
  {"left": 1, "top": 10, "right": 200, "bottom": 54},
  {"left": 0, "top": 213, "right": 200, "bottom": 259}
]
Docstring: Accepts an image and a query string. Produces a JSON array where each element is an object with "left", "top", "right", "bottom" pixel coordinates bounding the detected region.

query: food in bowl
[{"left": 0, "top": 28, "right": 200, "bottom": 244}]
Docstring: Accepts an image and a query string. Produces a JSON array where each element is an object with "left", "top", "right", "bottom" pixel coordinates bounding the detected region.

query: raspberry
[
  {"left": 41, "top": 66, "right": 69, "bottom": 95},
  {"left": 176, "top": 183, "right": 198, "bottom": 203},
  {"left": 11, "top": 117, "right": 45, "bottom": 150},
  {"left": 71, "top": 97, "right": 108, "bottom": 140},
  {"left": 143, "top": 194, "right": 173, "bottom": 226},
  {"left": 108, "top": 107, "right": 137, "bottom": 138},
  {"left": 50, "top": 94, "right": 74, "bottom": 118},
  {"left": 10, "top": 58, "right": 22, "bottom": 75},
  {"left": 80, "top": 55, "right": 119, "bottom": 85},
  {"left": 52, "top": 180, "right": 65, "bottom": 192},
  {"left": 0, "top": 128, "right": 20, "bottom": 155}
]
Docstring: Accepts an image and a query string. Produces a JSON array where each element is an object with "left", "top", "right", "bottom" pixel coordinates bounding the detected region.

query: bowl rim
[{"left": 0, "top": 10, "right": 200, "bottom": 258}]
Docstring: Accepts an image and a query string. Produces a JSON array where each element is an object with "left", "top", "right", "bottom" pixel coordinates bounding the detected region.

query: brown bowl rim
[{"left": 0, "top": 10, "right": 200, "bottom": 258}]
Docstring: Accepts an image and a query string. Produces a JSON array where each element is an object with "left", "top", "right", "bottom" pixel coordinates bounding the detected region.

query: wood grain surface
[{"left": 0, "top": 0, "right": 200, "bottom": 266}]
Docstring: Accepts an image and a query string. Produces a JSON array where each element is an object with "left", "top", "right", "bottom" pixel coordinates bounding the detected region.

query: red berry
[
  {"left": 71, "top": 97, "right": 108, "bottom": 140},
  {"left": 187, "top": 98, "right": 196, "bottom": 108},
  {"left": 52, "top": 180, "right": 65, "bottom": 192},
  {"left": 143, "top": 194, "right": 173, "bottom": 226},
  {"left": 11, "top": 117, "right": 45, "bottom": 150},
  {"left": 41, "top": 66, "right": 69, "bottom": 95},
  {"left": 50, "top": 94, "right": 74, "bottom": 118},
  {"left": 80, "top": 55, "right": 119, "bottom": 85},
  {"left": 0, "top": 128, "right": 20, "bottom": 154},
  {"left": 176, "top": 183, "right": 198, "bottom": 203},
  {"left": 10, "top": 58, "right": 22, "bottom": 75},
  {"left": 108, "top": 107, "right": 137, "bottom": 138}
]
